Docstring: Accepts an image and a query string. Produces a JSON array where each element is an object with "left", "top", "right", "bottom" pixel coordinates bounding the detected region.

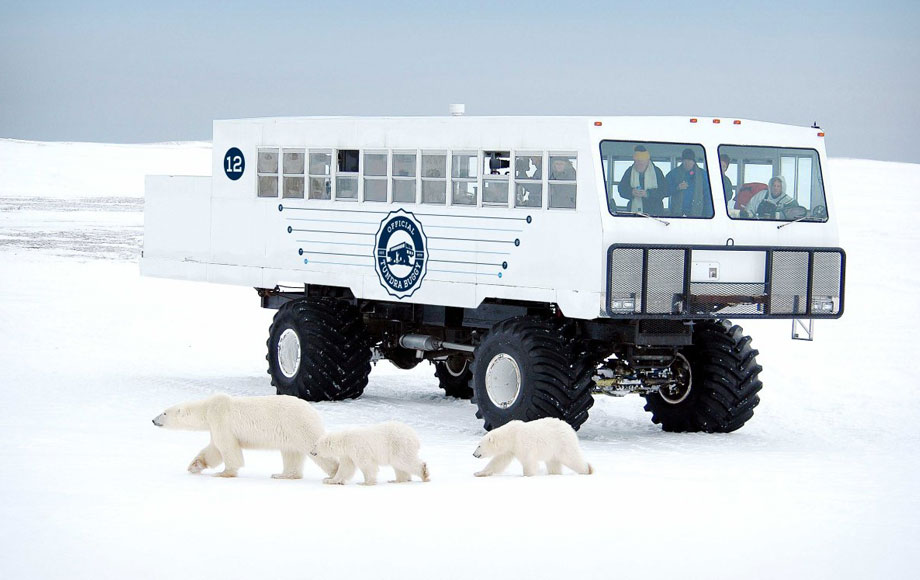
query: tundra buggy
[{"left": 141, "top": 115, "right": 845, "bottom": 432}]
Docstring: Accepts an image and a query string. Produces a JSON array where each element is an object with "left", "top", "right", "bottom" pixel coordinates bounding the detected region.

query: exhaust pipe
[{"left": 399, "top": 334, "right": 475, "bottom": 353}]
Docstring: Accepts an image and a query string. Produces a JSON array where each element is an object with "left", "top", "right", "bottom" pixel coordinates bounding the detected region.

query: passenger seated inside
[
  {"left": 742, "top": 176, "right": 804, "bottom": 219},
  {"left": 665, "top": 148, "right": 712, "bottom": 217},
  {"left": 616, "top": 146, "right": 667, "bottom": 215},
  {"left": 550, "top": 158, "right": 576, "bottom": 180}
]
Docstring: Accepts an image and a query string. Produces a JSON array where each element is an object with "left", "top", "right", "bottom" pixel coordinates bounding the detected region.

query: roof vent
[{"left": 449, "top": 104, "right": 465, "bottom": 117}]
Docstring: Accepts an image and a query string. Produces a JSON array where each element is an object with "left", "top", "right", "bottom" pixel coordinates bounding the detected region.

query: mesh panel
[
  {"left": 609, "top": 248, "right": 643, "bottom": 312},
  {"left": 689, "top": 283, "right": 766, "bottom": 315},
  {"left": 645, "top": 249, "right": 685, "bottom": 314},
  {"left": 812, "top": 251, "right": 842, "bottom": 314},
  {"left": 771, "top": 251, "right": 809, "bottom": 314},
  {"left": 607, "top": 246, "right": 843, "bottom": 318}
]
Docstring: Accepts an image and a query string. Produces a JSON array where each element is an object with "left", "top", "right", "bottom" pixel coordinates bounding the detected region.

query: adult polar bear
[
  {"left": 473, "top": 418, "right": 593, "bottom": 477},
  {"left": 152, "top": 394, "right": 337, "bottom": 479}
]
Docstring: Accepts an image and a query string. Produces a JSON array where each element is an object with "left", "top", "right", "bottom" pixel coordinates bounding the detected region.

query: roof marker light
[
  {"left": 690, "top": 118, "right": 698, "bottom": 123},
  {"left": 713, "top": 119, "right": 721, "bottom": 124},
  {"left": 594, "top": 121, "right": 602, "bottom": 126},
  {"left": 818, "top": 132, "right": 825, "bottom": 137},
  {"left": 733, "top": 120, "right": 741, "bottom": 125}
]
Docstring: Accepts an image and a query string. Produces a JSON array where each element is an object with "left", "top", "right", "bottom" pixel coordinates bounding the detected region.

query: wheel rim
[
  {"left": 445, "top": 356, "right": 468, "bottom": 377},
  {"left": 485, "top": 353, "right": 522, "bottom": 409},
  {"left": 660, "top": 352, "right": 692, "bottom": 404},
  {"left": 277, "top": 328, "right": 302, "bottom": 379}
]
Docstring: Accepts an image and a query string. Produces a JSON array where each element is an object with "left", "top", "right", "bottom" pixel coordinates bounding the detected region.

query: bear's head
[
  {"left": 152, "top": 403, "right": 208, "bottom": 430},
  {"left": 310, "top": 434, "right": 334, "bottom": 458},
  {"left": 473, "top": 432, "right": 499, "bottom": 459}
]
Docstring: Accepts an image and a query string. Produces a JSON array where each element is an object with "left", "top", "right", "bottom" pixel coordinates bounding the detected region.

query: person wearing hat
[
  {"left": 742, "top": 175, "right": 804, "bottom": 219},
  {"left": 665, "top": 148, "right": 712, "bottom": 217},
  {"left": 616, "top": 145, "right": 668, "bottom": 215}
]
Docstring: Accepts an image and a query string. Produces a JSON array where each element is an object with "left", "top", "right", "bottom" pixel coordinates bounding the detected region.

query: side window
[
  {"left": 548, "top": 153, "right": 577, "bottom": 209},
  {"left": 363, "top": 152, "right": 387, "bottom": 202},
  {"left": 335, "top": 149, "right": 358, "bottom": 200},
  {"left": 483, "top": 151, "right": 509, "bottom": 207},
  {"left": 392, "top": 152, "right": 417, "bottom": 203},
  {"left": 451, "top": 152, "right": 478, "bottom": 206},
  {"left": 308, "top": 151, "right": 331, "bottom": 200},
  {"left": 257, "top": 148, "right": 279, "bottom": 198},
  {"left": 421, "top": 152, "right": 447, "bottom": 204},
  {"left": 513, "top": 152, "right": 542, "bottom": 209},
  {"left": 719, "top": 145, "right": 827, "bottom": 222},
  {"left": 599, "top": 140, "right": 712, "bottom": 219},
  {"left": 282, "top": 149, "right": 304, "bottom": 199}
]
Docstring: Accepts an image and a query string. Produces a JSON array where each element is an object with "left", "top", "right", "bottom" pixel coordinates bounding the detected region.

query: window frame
[
  {"left": 333, "top": 149, "right": 360, "bottom": 202},
  {"left": 718, "top": 144, "right": 828, "bottom": 223},
  {"left": 450, "top": 150, "right": 480, "bottom": 207},
  {"left": 547, "top": 151, "right": 578, "bottom": 210},
  {"left": 362, "top": 149, "right": 389, "bottom": 203},
  {"left": 421, "top": 150, "right": 448, "bottom": 205},
  {"left": 281, "top": 148, "right": 305, "bottom": 199},
  {"left": 256, "top": 146, "right": 280, "bottom": 198},
  {"left": 391, "top": 149, "right": 419, "bottom": 204},
  {"left": 307, "top": 149, "right": 333, "bottom": 201},
  {"left": 599, "top": 139, "right": 715, "bottom": 220}
]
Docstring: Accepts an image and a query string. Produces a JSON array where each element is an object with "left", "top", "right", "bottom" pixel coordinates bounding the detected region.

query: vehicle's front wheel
[
  {"left": 470, "top": 317, "right": 594, "bottom": 431},
  {"left": 266, "top": 297, "right": 371, "bottom": 401},
  {"left": 435, "top": 356, "right": 473, "bottom": 399},
  {"left": 642, "top": 319, "right": 763, "bottom": 432}
]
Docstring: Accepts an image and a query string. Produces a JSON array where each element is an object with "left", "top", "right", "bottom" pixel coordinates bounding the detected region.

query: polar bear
[
  {"left": 152, "top": 393, "right": 337, "bottom": 479},
  {"left": 311, "top": 422, "right": 430, "bottom": 486},
  {"left": 473, "top": 418, "right": 593, "bottom": 477}
]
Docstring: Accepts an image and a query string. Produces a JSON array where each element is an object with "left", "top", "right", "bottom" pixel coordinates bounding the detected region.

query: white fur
[
  {"left": 152, "top": 394, "right": 337, "bottom": 479},
  {"left": 473, "top": 418, "right": 593, "bottom": 477},
  {"left": 312, "top": 422, "right": 430, "bottom": 486}
]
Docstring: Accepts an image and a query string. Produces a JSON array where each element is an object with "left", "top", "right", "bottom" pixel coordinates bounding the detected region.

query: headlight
[
  {"left": 811, "top": 296, "right": 836, "bottom": 313},
  {"left": 611, "top": 294, "right": 637, "bottom": 313}
]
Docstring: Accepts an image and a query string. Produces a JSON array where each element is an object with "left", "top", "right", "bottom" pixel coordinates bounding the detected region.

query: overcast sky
[{"left": 1, "top": 0, "right": 917, "bottom": 162}]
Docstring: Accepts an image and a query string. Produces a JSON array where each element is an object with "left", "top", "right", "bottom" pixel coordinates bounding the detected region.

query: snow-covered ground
[{"left": 0, "top": 140, "right": 918, "bottom": 579}]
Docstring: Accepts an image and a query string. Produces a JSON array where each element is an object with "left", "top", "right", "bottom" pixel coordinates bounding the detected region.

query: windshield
[
  {"left": 600, "top": 140, "right": 713, "bottom": 219},
  {"left": 719, "top": 145, "right": 828, "bottom": 222}
]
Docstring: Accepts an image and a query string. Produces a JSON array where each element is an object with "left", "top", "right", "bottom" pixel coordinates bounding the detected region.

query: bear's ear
[{"left": 486, "top": 433, "right": 496, "bottom": 445}]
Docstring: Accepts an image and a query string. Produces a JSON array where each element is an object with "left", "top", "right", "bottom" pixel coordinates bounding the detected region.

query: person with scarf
[
  {"left": 616, "top": 145, "right": 667, "bottom": 215},
  {"left": 666, "top": 148, "right": 713, "bottom": 217},
  {"left": 742, "top": 175, "right": 804, "bottom": 219}
]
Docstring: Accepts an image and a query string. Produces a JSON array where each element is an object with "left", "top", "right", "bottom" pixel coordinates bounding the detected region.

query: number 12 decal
[{"left": 224, "top": 147, "right": 245, "bottom": 181}]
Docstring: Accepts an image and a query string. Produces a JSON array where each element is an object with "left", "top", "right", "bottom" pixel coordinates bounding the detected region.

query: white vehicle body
[{"left": 142, "top": 115, "right": 844, "bottom": 321}]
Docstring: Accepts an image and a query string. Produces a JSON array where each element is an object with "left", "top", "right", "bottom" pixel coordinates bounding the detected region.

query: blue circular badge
[
  {"left": 224, "top": 147, "right": 245, "bottom": 181},
  {"left": 374, "top": 210, "right": 428, "bottom": 299}
]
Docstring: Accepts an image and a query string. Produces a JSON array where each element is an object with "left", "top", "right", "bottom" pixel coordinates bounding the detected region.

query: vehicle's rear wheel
[
  {"left": 642, "top": 319, "right": 763, "bottom": 432},
  {"left": 435, "top": 356, "right": 473, "bottom": 399},
  {"left": 267, "top": 297, "right": 371, "bottom": 401},
  {"left": 470, "top": 317, "right": 594, "bottom": 431}
]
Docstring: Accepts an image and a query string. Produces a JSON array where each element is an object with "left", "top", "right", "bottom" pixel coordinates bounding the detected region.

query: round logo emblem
[
  {"left": 374, "top": 210, "right": 428, "bottom": 299},
  {"left": 224, "top": 147, "right": 245, "bottom": 181}
]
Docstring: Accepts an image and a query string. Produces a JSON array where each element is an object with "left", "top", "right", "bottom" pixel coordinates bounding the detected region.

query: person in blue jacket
[{"left": 666, "top": 148, "right": 713, "bottom": 217}]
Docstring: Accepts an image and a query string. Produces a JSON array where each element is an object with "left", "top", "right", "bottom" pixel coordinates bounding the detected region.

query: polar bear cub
[
  {"left": 473, "top": 418, "right": 593, "bottom": 477},
  {"left": 311, "top": 422, "right": 430, "bottom": 486},
  {"left": 152, "top": 393, "right": 337, "bottom": 479}
]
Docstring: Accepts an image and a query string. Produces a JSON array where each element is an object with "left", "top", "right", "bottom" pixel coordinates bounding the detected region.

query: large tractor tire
[
  {"left": 434, "top": 356, "right": 473, "bottom": 399},
  {"left": 470, "top": 317, "right": 595, "bottom": 431},
  {"left": 266, "top": 297, "right": 371, "bottom": 401},
  {"left": 643, "top": 320, "right": 763, "bottom": 433}
]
